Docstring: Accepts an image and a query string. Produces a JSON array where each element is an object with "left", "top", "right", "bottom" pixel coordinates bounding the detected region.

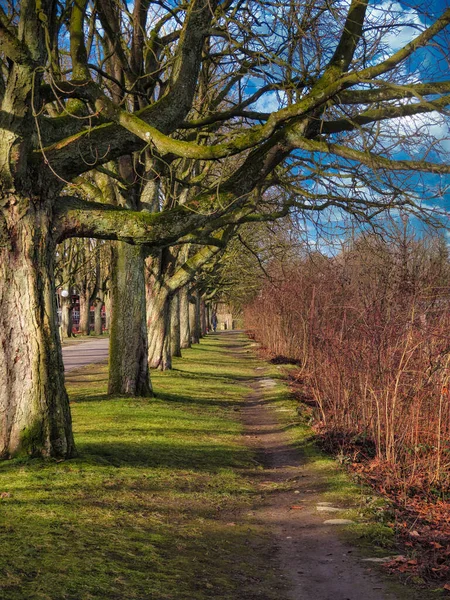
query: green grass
[
  {"left": 0, "top": 334, "right": 286, "bottom": 600},
  {"left": 2, "top": 332, "right": 436, "bottom": 600},
  {"left": 62, "top": 333, "right": 109, "bottom": 346}
]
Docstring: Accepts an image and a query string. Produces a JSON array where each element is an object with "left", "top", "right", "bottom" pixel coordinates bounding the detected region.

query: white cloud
[
  {"left": 393, "top": 110, "right": 450, "bottom": 153},
  {"left": 367, "top": 1, "right": 426, "bottom": 53},
  {"left": 253, "top": 91, "right": 286, "bottom": 113}
]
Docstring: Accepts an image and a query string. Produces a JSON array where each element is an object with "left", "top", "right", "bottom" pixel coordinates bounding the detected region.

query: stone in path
[
  {"left": 316, "top": 505, "right": 344, "bottom": 513},
  {"left": 323, "top": 518, "right": 356, "bottom": 525}
]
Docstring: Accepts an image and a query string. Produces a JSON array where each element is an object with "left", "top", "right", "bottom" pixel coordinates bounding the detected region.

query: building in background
[{"left": 215, "top": 302, "right": 240, "bottom": 330}]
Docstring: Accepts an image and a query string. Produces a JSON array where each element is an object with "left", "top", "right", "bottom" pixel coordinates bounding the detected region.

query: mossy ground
[{"left": 0, "top": 334, "right": 285, "bottom": 600}]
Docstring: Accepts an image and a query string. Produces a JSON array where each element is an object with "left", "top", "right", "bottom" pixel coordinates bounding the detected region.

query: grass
[
  {"left": 2, "top": 332, "right": 439, "bottom": 599},
  {"left": 62, "top": 333, "right": 109, "bottom": 347},
  {"left": 0, "top": 334, "right": 286, "bottom": 600}
]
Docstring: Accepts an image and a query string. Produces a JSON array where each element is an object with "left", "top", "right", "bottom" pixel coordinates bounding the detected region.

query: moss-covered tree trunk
[
  {"left": 108, "top": 243, "right": 152, "bottom": 396},
  {"left": 170, "top": 292, "right": 182, "bottom": 358},
  {"left": 179, "top": 286, "right": 191, "bottom": 349},
  {"left": 0, "top": 206, "right": 75, "bottom": 458},
  {"left": 147, "top": 286, "right": 172, "bottom": 370}
]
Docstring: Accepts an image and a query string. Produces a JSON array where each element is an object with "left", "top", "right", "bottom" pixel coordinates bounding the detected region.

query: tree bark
[
  {"left": 170, "top": 292, "right": 182, "bottom": 358},
  {"left": 61, "top": 296, "right": 74, "bottom": 338},
  {"left": 104, "top": 292, "right": 111, "bottom": 332},
  {"left": 147, "top": 287, "right": 172, "bottom": 370},
  {"left": 179, "top": 286, "right": 191, "bottom": 349},
  {"left": 195, "top": 291, "right": 202, "bottom": 341},
  {"left": 200, "top": 298, "right": 207, "bottom": 336},
  {"left": 190, "top": 294, "right": 200, "bottom": 344},
  {"left": 78, "top": 291, "right": 91, "bottom": 336},
  {"left": 206, "top": 303, "right": 211, "bottom": 332},
  {"left": 162, "top": 315, "right": 172, "bottom": 370},
  {"left": 0, "top": 208, "right": 75, "bottom": 458},
  {"left": 108, "top": 243, "right": 152, "bottom": 396}
]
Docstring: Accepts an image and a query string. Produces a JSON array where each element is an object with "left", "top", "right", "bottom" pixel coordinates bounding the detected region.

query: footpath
[
  {"left": 62, "top": 337, "right": 109, "bottom": 371},
  {"left": 228, "top": 332, "right": 403, "bottom": 600}
]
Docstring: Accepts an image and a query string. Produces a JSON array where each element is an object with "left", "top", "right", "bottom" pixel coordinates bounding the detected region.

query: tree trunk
[
  {"left": 94, "top": 296, "right": 103, "bottom": 336},
  {"left": 61, "top": 296, "right": 74, "bottom": 338},
  {"left": 0, "top": 209, "right": 75, "bottom": 458},
  {"left": 147, "top": 287, "right": 172, "bottom": 370},
  {"left": 170, "top": 292, "right": 182, "bottom": 358},
  {"left": 179, "top": 286, "right": 191, "bottom": 349},
  {"left": 108, "top": 243, "right": 152, "bottom": 396},
  {"left": 206, "top": 303, "right": 211, "bottom": 332},
  {"left": 189, "top": 296, "right": 200, "bottom": 344},
  {"left": 200, "top": 298, "right": 207, "bottom": 336},
  {"left": 162, "top": 316, "right": 172, "bottom": 370},
  {"left": 104, "top": 292, "right": 111, "bottom": 332},
  {"left": 78, "top": 292, "right": 90, "bottom": 336},
  {"left": 195, "top": 291, "right": 202, "bottom": 341}
]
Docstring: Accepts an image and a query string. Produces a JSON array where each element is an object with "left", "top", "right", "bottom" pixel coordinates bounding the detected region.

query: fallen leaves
[{"left": 305, "top": 433, "right": 450, "bottom": 585}]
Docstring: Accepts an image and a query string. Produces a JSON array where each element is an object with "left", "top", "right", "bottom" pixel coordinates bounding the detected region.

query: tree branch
[
  {"left": 326, "top": 0, "right": 368, "bottom": 74},
  {"left": 289, "top": 135, "right": 450, "bottom": 174},
  {"left": 322, "top": 95, "right": 450, "bottom": 134},
  {"left": 53, "top": 196, "right": 229, "bottom": 246}
]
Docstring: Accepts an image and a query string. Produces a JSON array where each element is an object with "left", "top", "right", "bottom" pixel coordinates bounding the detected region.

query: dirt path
[{"left": 227, "top": 332, "right": 401, "bottom": 600}]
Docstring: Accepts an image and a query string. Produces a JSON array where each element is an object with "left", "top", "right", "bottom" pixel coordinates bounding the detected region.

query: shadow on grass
[
  {"left": 0, "top": 437, "right": 251, "bottom": 475},
  {"left": 69, "top": 393, "right": 111, "bottom": 403},
  {"left": 77, "top": 440, "right": 251, "bottom": 470},
  {"left": 169, "top": 368, "right": 258, "bottom": 383},
  {"left": 0, "top": 515, "right": 287, "bottom": 600},
  {"left": 154, "top": 389, "right": 248, "bottom": 408}
]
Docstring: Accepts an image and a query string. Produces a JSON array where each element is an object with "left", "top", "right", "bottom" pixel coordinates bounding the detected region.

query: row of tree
[
  {"left": 56, "top": 233, "right": 225, "bottom": 388},
  {"left": 1, "top": 0, "right": 450, "bottom": 459}
]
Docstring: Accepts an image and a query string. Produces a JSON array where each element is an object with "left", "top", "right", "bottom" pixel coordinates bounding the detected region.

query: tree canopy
[{"left": 2, "top": 0, "right": 450, "bottom": 235}]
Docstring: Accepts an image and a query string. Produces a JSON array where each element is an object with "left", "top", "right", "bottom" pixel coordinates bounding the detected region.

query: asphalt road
[{"left": 62, "top": 338, "right": 109, "bottom": 372}]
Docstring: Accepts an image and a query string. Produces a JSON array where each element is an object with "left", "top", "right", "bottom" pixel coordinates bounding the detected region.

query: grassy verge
[
  {"left": 62, "top": 333, "right": 109, "bottom": 346},
  {"left": 0, "top": 335, "right": 285, "bottom": 600}
]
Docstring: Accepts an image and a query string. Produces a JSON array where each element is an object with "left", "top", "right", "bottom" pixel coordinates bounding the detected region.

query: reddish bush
[{"left": 245, "top": 231, "right": 450, "bottom": 497}]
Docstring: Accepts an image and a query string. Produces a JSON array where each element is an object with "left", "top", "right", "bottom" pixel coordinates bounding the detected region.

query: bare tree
[{"left": 1, "top": 0, "right": 450, "bottom": 458}]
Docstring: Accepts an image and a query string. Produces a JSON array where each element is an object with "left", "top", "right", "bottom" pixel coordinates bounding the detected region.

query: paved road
[{"left": 62, "top": 338, "right": 109, "bottom": 372}]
